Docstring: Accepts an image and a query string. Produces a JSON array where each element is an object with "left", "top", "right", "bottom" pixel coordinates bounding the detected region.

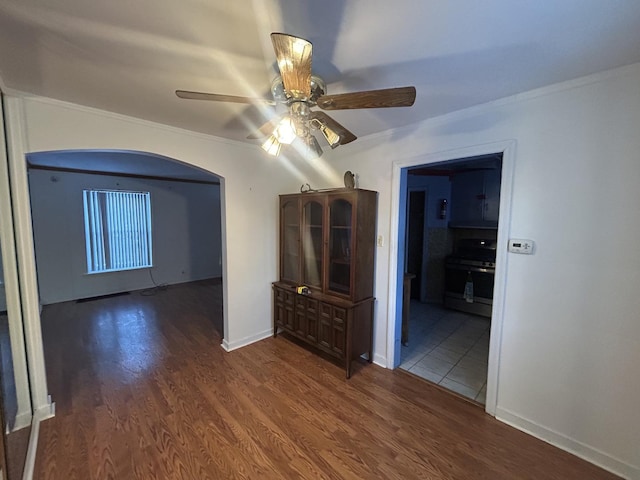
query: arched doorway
[{"left": 26, "top": 148, "right": 226, "bottom": 411}]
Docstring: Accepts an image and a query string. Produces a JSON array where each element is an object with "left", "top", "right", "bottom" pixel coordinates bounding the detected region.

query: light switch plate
[
  {"left": 508, "top": 238, "right": 534, "bottom": 254},
  {"left": 377, "top": 235, "right": 384, "bottom": 247}
]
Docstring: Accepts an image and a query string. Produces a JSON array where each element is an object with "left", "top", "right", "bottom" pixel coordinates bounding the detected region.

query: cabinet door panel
[
  {"left": 318, "top": 303, "right": 332, "bottom": 348},
  {"left": 281, "top": 199, "right": 301, "bottom": 283},
  {"left": 450, "top": 170, "right": 484, "bottom": 224},
  {"left": 283, "top": 291, "right": 295, "bottom": 330},
  {"left": 328, "top": 198, "right": 353, "bottom": 296},
  {"left": 331, "top": 306, "right": 346, "bottom": 355},
  {"left": 295, "top": 298, "right": 307, "bottom": 335},
  {"left": 302, "top": 200, "right": 324, "bottom": 288},
  {"left": 274, "top": 300, "right": 285, "bottom": 327},
  {"left": 305, "top": 298, "right": 318, "bottom": 341},
  {"left": 483, "top": 169, "right": 502, "bottom": 223}
]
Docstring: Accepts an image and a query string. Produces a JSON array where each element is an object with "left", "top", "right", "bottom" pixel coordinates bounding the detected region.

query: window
[{"left": 83, "top": 189, "right": 152, "bottom": 273}]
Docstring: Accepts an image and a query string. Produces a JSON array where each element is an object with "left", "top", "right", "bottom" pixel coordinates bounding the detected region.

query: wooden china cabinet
[{"left": 273, "top": 188, "right": 377, "bottom": 378}]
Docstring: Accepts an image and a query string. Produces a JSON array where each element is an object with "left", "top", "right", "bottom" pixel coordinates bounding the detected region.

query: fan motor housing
[{"left": 271, "top": 75, "right": 326, "bottom": 104}]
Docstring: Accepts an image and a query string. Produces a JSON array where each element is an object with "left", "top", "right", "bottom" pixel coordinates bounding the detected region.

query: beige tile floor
[{"left": 400, "top": 301, "right": 490, "bottom": 404}]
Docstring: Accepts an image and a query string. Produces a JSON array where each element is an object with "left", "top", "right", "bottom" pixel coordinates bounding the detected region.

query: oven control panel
[{"left": 508, "top": 238, "right": 535, "bottom": 254}]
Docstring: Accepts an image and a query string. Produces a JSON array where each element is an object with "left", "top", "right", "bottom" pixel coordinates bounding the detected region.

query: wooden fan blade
[
  {"left": 246, "top": 119, "right": 279, "bottom": 140},
  {"left": 176, "top": 90, "right": 276, "bottom": 105},
  {"left": 271, "top": 33, "right": 312, "bottom": 100},
  {"left": 311, "top": 111, "right": 357, "bottom": 145},
  {"left": 317, "top": 86, "right": 416, "bottom": 110}
]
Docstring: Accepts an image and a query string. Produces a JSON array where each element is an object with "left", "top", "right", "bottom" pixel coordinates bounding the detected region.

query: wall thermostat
[{"left": 508, "top": 239, "right": 535, "bottom": 254}]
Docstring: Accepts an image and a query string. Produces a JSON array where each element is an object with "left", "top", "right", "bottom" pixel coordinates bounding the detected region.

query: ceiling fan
[{"left": 176, "top": 33, "right": 416, "bottom": 158}]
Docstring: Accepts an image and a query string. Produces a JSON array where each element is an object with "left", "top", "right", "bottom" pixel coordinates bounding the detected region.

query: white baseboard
[
  {"left": 221, "top": 328, "right": 273, "bottom": 352},
  {"left": 11, "top": 411, "right": 33, "bottom": 432},
  {"left": 495, "top": 407, "right": 638, "bottom": 480},
  {"left": 373, "top": 353, "right": 387, "bottom": 368},
  {"left": 22, "top": 401, "right": 55, "bottom": 480}
]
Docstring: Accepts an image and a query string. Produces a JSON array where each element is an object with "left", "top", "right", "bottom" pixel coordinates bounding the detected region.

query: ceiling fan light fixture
[
  {"left": 261, "top": 134, "right": 281, "bottom": 156},
  {"left": 320, "top": 124, "right": 341, "bottom": 149},
  {"left": 274, "top": 116, "right": 297, "bottom": 145},
  {"left": 177, "top": 33, "right": 416, "bottom": 156}
]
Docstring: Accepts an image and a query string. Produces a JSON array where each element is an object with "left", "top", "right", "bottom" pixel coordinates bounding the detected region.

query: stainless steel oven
[{"left": 444, "top": 239, "right": 496, "bottom": 317}]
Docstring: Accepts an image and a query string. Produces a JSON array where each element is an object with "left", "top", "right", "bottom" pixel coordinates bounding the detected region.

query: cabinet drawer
[
  {"left": 319, "top": 302, "right": 331, "bottom": 318},
  {"left": 332, "top": 306, "right": 346, "bottom": 325},
  {"left": 284, "top": 291, "right": 295, "bottom": 304},
  {"left": 306, "top": 298, "right": 318, "bottom": 314},
  {"left": 275, "top": 288, "right": 286, "bottom": 302},
  {"left": 275, "top": 287, "right": 295, "bottom": 304}
]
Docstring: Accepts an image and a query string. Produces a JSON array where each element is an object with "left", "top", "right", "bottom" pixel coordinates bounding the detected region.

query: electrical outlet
[{"left": 508, "top": 238, "right": 535, "bottom": 254}]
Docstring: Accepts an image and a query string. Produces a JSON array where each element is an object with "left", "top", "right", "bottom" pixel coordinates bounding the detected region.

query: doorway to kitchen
[{"left": 390, "top": 143, "right": 514, "bottom": 413}]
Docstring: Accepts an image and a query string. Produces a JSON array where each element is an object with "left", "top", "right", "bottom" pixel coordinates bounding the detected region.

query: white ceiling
[{"left": 2, "top": 0, "right": 640, "bottom": 147}]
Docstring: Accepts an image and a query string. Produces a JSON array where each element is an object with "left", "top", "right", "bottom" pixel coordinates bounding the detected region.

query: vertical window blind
[{"left": 83, "top": 189, "right": 153, "bottom": 273}]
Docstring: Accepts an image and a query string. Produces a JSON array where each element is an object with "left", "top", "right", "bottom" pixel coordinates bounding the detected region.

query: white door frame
[
  {"left": 0, "top": 95, "right": 33, "bottom": 430},
  {"left": 386, "top": 140, "right": 516, "bottom": 416},
  {"left": 3, "top": 96, "right": 53, "bottom": 417}
]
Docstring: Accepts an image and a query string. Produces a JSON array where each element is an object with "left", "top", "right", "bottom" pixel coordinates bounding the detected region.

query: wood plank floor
[{"left": 34, "top": 280, "right": 619, "bottom": 479}]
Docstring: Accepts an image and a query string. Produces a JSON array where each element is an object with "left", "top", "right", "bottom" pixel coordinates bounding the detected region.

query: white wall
[
  {"left": 28, "top": 168, "right": 222, "bottom": 304},
  {"left": 313, "top": 64, "right": 640, "bottom": 478},
  {"left": 7, "top": 63, "right": 640, "bottom": 477},
  {"left": 11, "top": 95, "right": 297, "bottom": 350}
]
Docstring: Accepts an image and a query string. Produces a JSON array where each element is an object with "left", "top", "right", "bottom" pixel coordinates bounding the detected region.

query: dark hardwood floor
[
  {"left": 6, "top": 425, "right": 30, "bottom": 480},
  {"left": 34, "top": 280, "right": 619, "bottom": 479}
]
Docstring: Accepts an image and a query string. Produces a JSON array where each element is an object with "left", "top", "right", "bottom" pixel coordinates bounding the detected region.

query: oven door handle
[{"left": 445, "top": 264, "right": 494, "bottom": 274}]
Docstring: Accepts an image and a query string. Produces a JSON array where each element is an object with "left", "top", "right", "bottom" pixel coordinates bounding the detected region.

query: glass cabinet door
[
  {"left": 281, "top": 199, "right": 300, "bottom": 283},
  {"left": 302, "top": 200, "right": 323, "bottom": 288},
  {"left": 328, "top": 198, "right": 352, "bottom": 295}
]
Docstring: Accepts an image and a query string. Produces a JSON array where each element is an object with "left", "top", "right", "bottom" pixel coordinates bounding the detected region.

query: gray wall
[
  {"left": 407, "top": 174, "right": 451, "bottom": 302},
  {"left": 29, "top": 169, "right": 222, "bottom": 304},
  {"left": 407, "top": 174, "right": 451, "bottom": 229}
]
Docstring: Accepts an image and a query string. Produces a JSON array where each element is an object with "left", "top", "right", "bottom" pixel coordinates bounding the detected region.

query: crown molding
[
  {"left": 355, "top": 61, "right": 640, "bottom": 147},
  {"left": 3, "top": 89, "right": 261, "bottom": 151}
]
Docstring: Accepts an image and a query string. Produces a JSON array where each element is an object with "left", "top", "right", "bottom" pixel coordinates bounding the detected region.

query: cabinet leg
[
  {"left": 346, "top": 361, "right": 351, "bottom": 379},
  {"left": 368, "top": 302, "right": 374, "bottom": 363},
  {"left": 273, "top": 325, "right": 278, "bottom": 338}
]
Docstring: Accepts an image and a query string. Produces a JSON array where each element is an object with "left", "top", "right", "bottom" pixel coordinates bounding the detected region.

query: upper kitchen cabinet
[
  {"left": 449, "top": 168, "right": 502, "bottom": 228},
  {"left": 482, "top": 169, "right": 501, "bottom": 223}
]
